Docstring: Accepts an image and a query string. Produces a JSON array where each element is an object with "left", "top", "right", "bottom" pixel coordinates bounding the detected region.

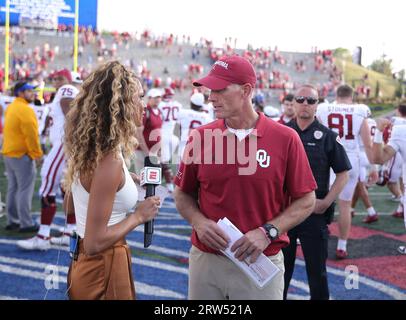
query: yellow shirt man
[{"left": 2, "top": 97, "right": 43, "bottom": 160}]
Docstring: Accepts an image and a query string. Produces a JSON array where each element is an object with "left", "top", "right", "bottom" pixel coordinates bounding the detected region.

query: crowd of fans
[{"left": 0, "top": 25, "right": 352, "bottom": 106}]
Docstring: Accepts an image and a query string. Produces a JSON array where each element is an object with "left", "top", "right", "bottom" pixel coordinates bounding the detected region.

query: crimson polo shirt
[
  {"left": 140, "top": 105, "right": 163, "bottom": 151},
  {"left": 175, "top": 112, "right": 317, "bottom": 256}
]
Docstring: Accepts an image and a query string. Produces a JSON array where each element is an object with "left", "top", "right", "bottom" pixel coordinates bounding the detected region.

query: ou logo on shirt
[{"left": 256, "top": 150, "right": 270, "bottom": 168}]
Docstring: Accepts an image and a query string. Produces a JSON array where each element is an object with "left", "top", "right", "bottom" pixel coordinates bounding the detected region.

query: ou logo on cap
[{"left": 256, "top": 150, "right": 271, "bottom": 168}]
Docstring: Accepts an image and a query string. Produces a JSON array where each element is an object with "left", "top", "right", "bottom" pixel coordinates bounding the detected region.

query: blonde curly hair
[{"left": 64, "top": 61, "right": 144, "bottom": 191}]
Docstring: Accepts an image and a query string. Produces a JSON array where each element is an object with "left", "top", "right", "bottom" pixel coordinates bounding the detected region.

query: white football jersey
[
  {"left": 359, "top": 118, "right": 376, "bottom": 150},
  {"left": 317, "top": 103, "right": 370, "bottom": 153},
  {"left": 158, "top": 99, "right": 183, "bottom": 135},
  {"left": 201, "top": 103, "right": 215, "bottom": 121},
  {"left": 32, "top": 104, "right": 50, "bottom": 135},
  {"left": 391, "top": 116, "right": 406, "bottom": 126},
  {"left": 178, "top": 109, "right": 211, "bottom": 144},
  {"left": 388, "top": 125, "right": 406, "bottom": 184},
  {"left": 48, "top": 85, "right": 79, "bottom": 145},
  {"left": 0, "top": 95, "right": 15, "bottom": 128}
]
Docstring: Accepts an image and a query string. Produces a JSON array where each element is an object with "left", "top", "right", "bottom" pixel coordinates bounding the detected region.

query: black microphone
[{"left": 140, "top": 156, "right": 162, "bottom": 248}]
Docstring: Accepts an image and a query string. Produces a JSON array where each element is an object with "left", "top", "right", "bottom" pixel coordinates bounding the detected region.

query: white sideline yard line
[
  {"left": 0, "top": 240, "right": 189, "bottom": 275},
  {"left": 295, "top": 259, "right": 406, "bottom": 300},
  {"left": 0, "top": 255, "right": 68, "bottom": 273},
  {"left": 0, "top": 295, "right": 26, "bottom": 300},
  {"left": 154, "top": 225, "right": 191, "bottom": 230},
  {"left": 289, "top": 278, "right": 335, "bottom": 300},
  {"left": 287, "top": 294, "right": 309, "bottom": 300},
  {"left": 132, "top": 257, "right": 189, "bottom": 275},
  {"left": 127, "top": 240, "right": 189, "bottom": 258},
  {"left": 132, "top": 228, "right": 190, "bottom": 241},
  {"left": 0, "top": 259, "right": 184, "bottom": 299},
  {"left": 0, "top": 263, "right": 56, "bottom": 282},
  {"left": 290, "top": 279, "right": 310, "bottom": 293},
  {"left": 159, "top": 205, "right": 178, "bottom": 209},
  {"left": 155, "top": 216, "right": 185, "bottom": 221},
  {"left": 0, "top": 238, "right": 67, "bottom": 251},
  {"left": 157, "top": 212, "right": 182, "bottom": 218},
  {"left": 136, "top": 282, "right": 185, "bottom": 299}
]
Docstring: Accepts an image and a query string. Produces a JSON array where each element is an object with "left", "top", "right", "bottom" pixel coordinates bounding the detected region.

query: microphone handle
[{"left": 144, "top": 184, "right": 156, "bottom": 248}]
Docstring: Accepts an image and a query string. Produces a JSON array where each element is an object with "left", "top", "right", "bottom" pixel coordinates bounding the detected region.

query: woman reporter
[{"left": 64, "top": 61, "right": 160, "bottom": 300}]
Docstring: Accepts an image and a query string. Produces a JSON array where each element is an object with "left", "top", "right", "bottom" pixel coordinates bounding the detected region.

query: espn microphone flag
[{"left": 140, "top": 156, "right": 162, "bottom": 248}]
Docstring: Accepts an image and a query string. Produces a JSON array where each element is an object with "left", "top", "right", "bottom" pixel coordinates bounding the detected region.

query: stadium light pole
[
  {"left": 73, "top": 0, "right": 79, "bottom": 72},
  {"left": 4, "top": 0, "right": 10, "bottom": 91}
]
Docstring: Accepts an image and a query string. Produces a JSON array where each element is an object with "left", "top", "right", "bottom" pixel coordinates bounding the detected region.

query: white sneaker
[
  {"left": 398, "top": 246, "right": 406, "bottom": 255},
  {"left": 50, "top": 235, "right": 70, "bottom": 246},
  {"left": 391, "top": 195, "right": 402, "bottom": 202},
  {"left": 17, "top": 236, "right": 51, "bottom": 251}
]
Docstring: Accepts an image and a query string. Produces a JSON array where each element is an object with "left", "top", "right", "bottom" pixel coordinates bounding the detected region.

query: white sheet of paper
[
  {"left": 217, "top": 217, "right": 281, "bottom": 289},
  {"left": 136, "top": 185, "right": 170, "bottom": 208}
]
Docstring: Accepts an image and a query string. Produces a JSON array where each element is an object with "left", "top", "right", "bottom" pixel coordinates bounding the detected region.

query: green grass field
[
  {"left": 0, "top": 155, "right": 404, "bottom": 239},
  {"left": 333, "top": 49, "right": 399, "bottom": 101}
]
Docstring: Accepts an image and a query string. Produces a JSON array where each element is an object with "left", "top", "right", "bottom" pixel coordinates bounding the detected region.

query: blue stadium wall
[{"left": 0, "top": 0, "right": 98, "bottom": 29}]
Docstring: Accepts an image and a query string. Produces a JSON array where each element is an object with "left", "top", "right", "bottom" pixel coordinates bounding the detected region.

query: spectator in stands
[
  {"left": 278, "top": 94, "right": 295, "bottom": 125},
  {"left": 253, "top": 92, "right": 266, "bottom": 113}
]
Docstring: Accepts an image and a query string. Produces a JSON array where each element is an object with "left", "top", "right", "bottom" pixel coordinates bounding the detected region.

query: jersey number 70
[{"left": 162, "top": 106, "right": 179, "bottom": 121}]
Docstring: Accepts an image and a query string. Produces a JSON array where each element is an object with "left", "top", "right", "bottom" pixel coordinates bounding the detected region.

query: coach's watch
[{"left": 263, "top": 224, "right": 279, "bottom": 241}]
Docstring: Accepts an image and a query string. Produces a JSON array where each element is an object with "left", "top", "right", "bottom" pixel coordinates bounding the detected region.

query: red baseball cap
[
  {"left": 51, "top": 69, "right": 72, "bottom": 83},
  {"left": 193, "top": 55, "right": 256, "bottom": 90}
]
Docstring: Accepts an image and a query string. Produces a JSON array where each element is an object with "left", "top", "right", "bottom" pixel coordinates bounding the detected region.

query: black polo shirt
[{"left": 287, "top": 119, "right": 352, "bottom": 222}]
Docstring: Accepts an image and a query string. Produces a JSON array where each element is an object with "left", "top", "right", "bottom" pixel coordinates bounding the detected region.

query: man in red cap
[{"left": 174, "top": 55, "right": 317, "bottom": 300}]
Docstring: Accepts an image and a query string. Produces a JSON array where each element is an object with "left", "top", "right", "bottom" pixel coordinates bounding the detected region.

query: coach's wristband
[{"left": 373, "top": 131, "right": 383, "bottom": 144}]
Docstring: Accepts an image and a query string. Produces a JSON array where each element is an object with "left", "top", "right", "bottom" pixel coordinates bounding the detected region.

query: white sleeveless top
[{"left": 71, "top": 155, "right": 138, "bottom": 238}]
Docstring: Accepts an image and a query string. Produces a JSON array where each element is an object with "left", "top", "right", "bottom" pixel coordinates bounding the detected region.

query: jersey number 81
[{"left": 328, "top": 113, "right": 355, "bottom": 140}]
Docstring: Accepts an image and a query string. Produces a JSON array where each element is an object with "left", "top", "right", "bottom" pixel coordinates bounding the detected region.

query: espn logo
[{"left": 140, "top": 167, "right": 162, "bottom": 186}]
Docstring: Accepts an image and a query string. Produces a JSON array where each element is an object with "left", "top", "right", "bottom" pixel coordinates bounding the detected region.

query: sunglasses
[{"left": 294, "top": 96, "right": 319, "bottom": 105}]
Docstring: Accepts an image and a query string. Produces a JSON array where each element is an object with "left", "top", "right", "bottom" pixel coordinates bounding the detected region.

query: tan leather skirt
[{"left": 67, "top": 238, "right": 136, "bottom": 300}]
